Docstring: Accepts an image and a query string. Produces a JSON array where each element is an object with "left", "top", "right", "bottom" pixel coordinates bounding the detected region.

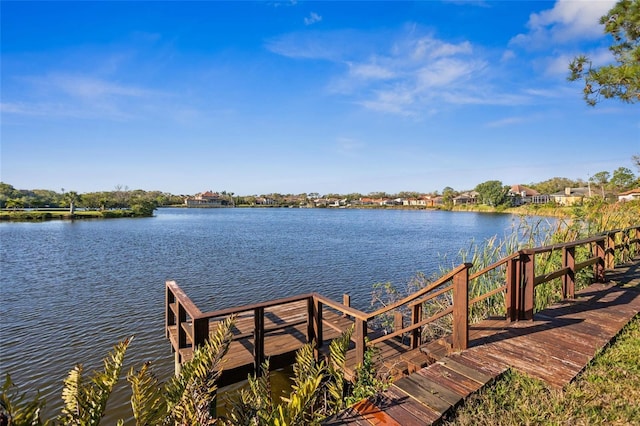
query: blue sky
[{"left": 1, "top": 1, "right": 638, "bottom": 196}]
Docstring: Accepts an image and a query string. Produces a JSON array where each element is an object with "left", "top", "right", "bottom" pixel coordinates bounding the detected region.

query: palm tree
[{"left": 62, "top": 191, "right": 80, "bottom": 214}]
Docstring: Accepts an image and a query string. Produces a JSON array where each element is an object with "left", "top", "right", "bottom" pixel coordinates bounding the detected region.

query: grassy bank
[
  {"left": 445, "top": 315, "right": 640, "bottom": 425},
  {"left": 0, "top": 209, "right": 153, "bottom": 221}
]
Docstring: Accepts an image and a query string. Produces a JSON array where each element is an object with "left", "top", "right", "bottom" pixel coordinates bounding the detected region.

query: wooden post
[
  {"left": 174, "top": 351, "right": 181, "bottom": 376},
  {"left": 506, "top": 257, "right": 518, "bottom": 322},
  {"left": 410, "top": 303, "right": 422, "bottom": 349},
  {"left": 452, "top": 263, "right": 470, "bottom": 351},
  {"left": 394, "top": 311, "right": 404, "bottom": 343},
  {"left": 605, "top": 233, "right": 615, "bottom": 270},
  {"left": 342, "top": 294, "right": 351, "bottom": 318},
  {"left": 562, "top": 246, "right": 575, "bottom": 299},
  {"left": 623, "top": 228, "right": 631, "bottom": 262},
  {"left": 313, "top": 298, "right": 323, "bottom": 358},
  {"left": 355, "top": 318, "right": 367, "bottom": 366},
  {"left": 595, "top": 239, "right": 606, "bottom": 282},
  {"left": 193, "top": 317, "right": 209, "bottom": 347},
  {"left": 177, "top": 303, "right": 187, "bottom": 349},
  {"left": 254, "top": 307, "right": 265, "bottom": 375},
  {"left": 166, "top": 284, "right": 176, "bottom": 338},
  {"left": 306, "top": 297, "right": 315, "bottom": 344},
  {"left": 521, "top": 253, "right": 535, "bottom": 320},
  {"left": 394, "top": 311, "right": 403, "bottom": 332}
]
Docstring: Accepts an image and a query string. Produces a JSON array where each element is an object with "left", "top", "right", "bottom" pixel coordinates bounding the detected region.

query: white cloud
[
  {"left": 348, "top": 62, "right": 395, "bottom": 80},
  {"left": 304, "top": 12, "right": 322, "bottom": 26},
  {"left": 511, "top": 0, "right": 616, "bottom": 48},
  {"left": 269, "top": 28, "right": 532, "bottom": 115},
  {"left": 47, "top": 74, "right": 153, "bottom": 99},
  {"left": 4, "top": 73, "right": 161, "bottom": 120}
]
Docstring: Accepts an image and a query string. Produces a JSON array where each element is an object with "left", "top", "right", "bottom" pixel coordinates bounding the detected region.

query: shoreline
[{"left": 0, "top": 204, "right": 573, "bottom": 222}]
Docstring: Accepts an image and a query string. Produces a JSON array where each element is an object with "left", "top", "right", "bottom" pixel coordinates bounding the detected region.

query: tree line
[
  {"left": 2, "top": 162, "right": 638, "bottom": 213},
  {"left": 0, "top": 183, "right": 184, "bottom": 213}
]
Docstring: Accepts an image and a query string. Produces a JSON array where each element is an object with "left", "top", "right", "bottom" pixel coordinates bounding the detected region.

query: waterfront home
[
  {"left": 403, "top": 195, "right": 439, "bottom": 207},
  {"left": 551, "top": 187, "right": 591, "bottom": 206},
  {"left": 184, "top": 191, "right": 232, "bottom": 207},
  {"left": 618, "top": 188, "right": 640, "bottom": 202},
  {"left": 509, "top": 185, "right": 551, "bottom": 205},
  {"left": 453, "top": 191, "right": 479, "bottom": 206}
]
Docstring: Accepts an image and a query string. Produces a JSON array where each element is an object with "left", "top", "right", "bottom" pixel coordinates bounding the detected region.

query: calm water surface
[{"left": 0, "top": 208, "right": 528, "bottom": 422}]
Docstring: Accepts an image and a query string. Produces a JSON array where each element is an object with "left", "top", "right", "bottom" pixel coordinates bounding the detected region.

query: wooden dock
[
  {"left": 165, "top": 225, "right": 639, "bottom": 419},
  {"left": 324, "top": 258, "right": 640, "bottom": 425}
]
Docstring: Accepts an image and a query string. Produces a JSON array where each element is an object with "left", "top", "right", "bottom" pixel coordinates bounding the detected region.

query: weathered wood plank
[
  {"left": 392, "top": 378, "right": 452, "bottom": 415},
  {"left": 416, "top": 364, "right": 482, "bottom": 396},
  {"left": 383, "top": 386, "right": 442, "bottom": 425},
  {"left": 349, "top": 399, "right": 402, "bottom": 426},
  {"left": 448, "top": 351, "right": 508, "bottom": 378},
  {"left": 401, "top": 373, "right": 462, "bottom": 407},
  {"left": 435, "top": 357, "right": 493, "bottom": 386}
]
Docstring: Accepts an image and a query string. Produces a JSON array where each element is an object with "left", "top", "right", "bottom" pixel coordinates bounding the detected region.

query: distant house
[
  {"left": 453, "top": 191, "right": 479, "bottom": 206},
  {"left": 403, "top": 195, "right": 438, "bottom": 207},
  {"left": 358, "top": 197, "right": 397, "bottom": 206},
  {"left": 255, "top": 197, "right": 276, "bottom": 206},
  {"left": 184, "top": 191, "right": 232, "bottom": 207},
  {"left": 617, "top": 188, "right": 640, "bottom": 202},
  {"left": 509, "top": 185, "right": 551, "bottom": 205},
  {"left": 552, "top": 187, "right": 591, "bottom": 206}
]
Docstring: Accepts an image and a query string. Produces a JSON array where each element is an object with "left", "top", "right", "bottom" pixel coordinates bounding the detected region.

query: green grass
[
  {"left": 445, "top": 316, "right": 640, "bottom": 425},
  {"left": 0, "top": 209, "right": 152, "bottom": 221}
]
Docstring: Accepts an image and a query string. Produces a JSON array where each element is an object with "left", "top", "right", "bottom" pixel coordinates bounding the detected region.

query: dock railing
[{"left": 166, "top": 225, "right": 639, "bottom": 376}]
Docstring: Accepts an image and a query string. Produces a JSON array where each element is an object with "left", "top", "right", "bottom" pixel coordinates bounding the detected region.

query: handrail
[
  {"left": 521, "top": 235, "right": 605, "bottom": 255},
  {"left": 166, "top": 280, "right": 203, "bottom": 318},
  {"left": 312, "top": 293, "right": 368, "bottom": 321},
  {"left": 368, "top": 307, "right": 453, "bottom": 346},
  {"left": 468, "top": 252, "right": 519, "bottom": 281},
  {"left": 165, "top": 224, "right": 640, "bottom": 381},
  {"left": 366, "top": 263, "right": 469, "bottom": 321}
]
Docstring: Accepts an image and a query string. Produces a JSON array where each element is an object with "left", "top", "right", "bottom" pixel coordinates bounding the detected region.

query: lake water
[{"left": 0, "top": 207, "right": 531, "bottom": 423}]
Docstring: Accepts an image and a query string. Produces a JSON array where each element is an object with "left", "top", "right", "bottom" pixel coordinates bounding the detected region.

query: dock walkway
[
  {"left": 165, "top": 225, "right": 639, "bottom": 421},
  {"left": 325, "top": 258, "right": 640, "bottom": 425}
]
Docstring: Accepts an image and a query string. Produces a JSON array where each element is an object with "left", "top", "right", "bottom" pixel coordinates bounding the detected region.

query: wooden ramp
[{"left": 325, "top": 259, "right": 640, "bottom": 425}]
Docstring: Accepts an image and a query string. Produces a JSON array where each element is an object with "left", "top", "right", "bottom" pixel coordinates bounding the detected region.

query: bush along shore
[{"left": 0, "top": 208, "right": 155, "bottom": 221}]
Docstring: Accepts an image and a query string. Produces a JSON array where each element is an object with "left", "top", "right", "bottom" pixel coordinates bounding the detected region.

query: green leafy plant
[
  {"left": 0, "top": 374, "right": 50, "bottom": 426},
  {"left": 59, "top": 338, "right": 130, "bottom": 426},
  {"left": 1, "top": 316, "right": 236, "bottom": 426},
  {"left": 224, "top": 325, "right": 389, "bottom": 425}
]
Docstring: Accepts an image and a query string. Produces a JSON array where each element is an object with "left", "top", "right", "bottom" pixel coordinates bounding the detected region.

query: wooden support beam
[
  {"left": 562, "top": 246, "right": 575, "bottom": 299},
  {"left": 452, "top": 264, "right": 470, "bottom": 351},
  {"left": 254, "top": 307, "right": 265, "bottom": 375},
  {"left": 355, "top": 318, "right": 367, "bottom": 366},
  {"left": 342, "top": 294, "right": 351, "bottom": 318},
  {"left": 605, "top": 233, "right": 615, "bottom": 270},
  {"left": 596, "top": 239, "right": 606, "bottom": 282},
  {"left": 410, "top": 303, "right": 422, "bottom": 349},
  {"left": 506, "top": 257, "right": 518, "bottom": 322},
  {"left": 313, "top": 298, "right": 323, "bottom": 358},
  {"left": 394, "top": 311, "right": 403, "bottom": 333},
  {"left": 521, "top": 253, "right": 535, "bottom": 320},
  {"left": 193, "top": 317, "right": 209, "bottom": 348}
]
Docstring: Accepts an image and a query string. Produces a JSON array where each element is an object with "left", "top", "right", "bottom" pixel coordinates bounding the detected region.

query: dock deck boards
[
  {"left": 325, "top": 258, "right": 640, "bottom": 425},
  {"left": 168, "top": 299, "right": 427, "bottom": 386}
]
